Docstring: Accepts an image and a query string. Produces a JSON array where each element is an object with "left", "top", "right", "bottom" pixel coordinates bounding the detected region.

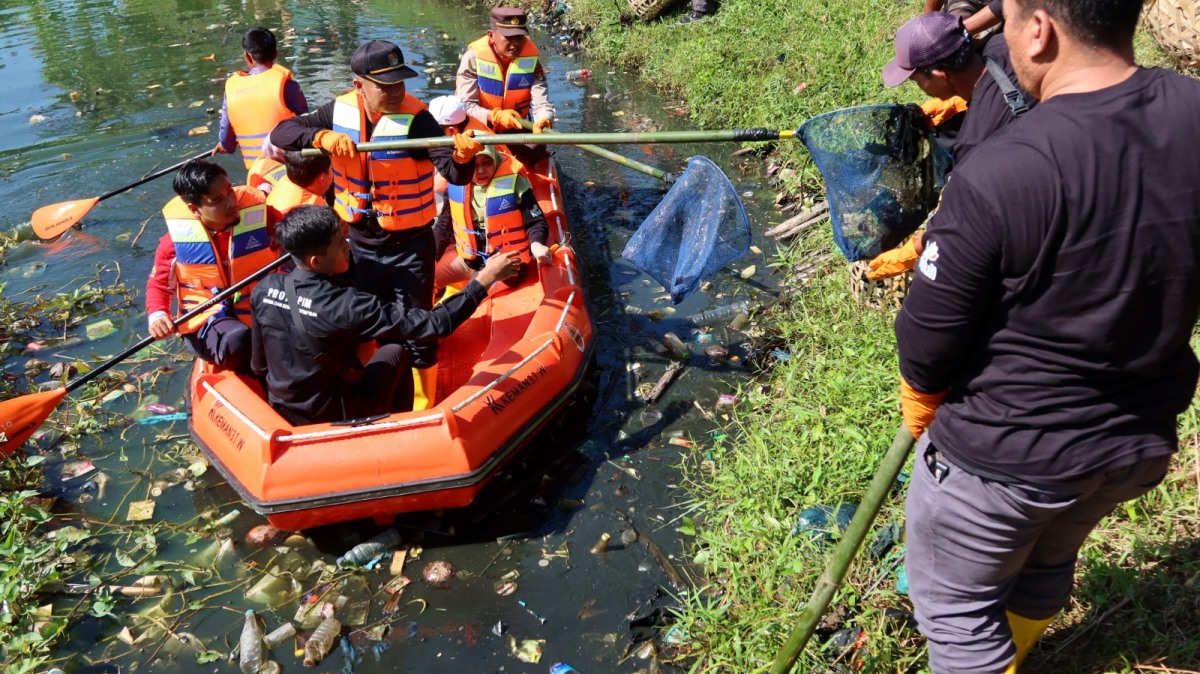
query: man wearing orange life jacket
[
  {"left": 266, "top": 151, "right": 332, "bottom": 216},
  {"left": 456, "top": 7, "right": 554, "bottom": 165},
  {"left": 145, "top": 160, "right": 278, "bottom": 373},
  {"left": 213, "top": 27, "right": 309, "bottom": 169},
  {"left": 269, "top": 40, "right": 485, "bottom": 376},
  {"left": 246, "top": 156, "right": 288, "bottom": 194},
  {"left": 433, "top": 144, "right": 551, "bottom": 292}
]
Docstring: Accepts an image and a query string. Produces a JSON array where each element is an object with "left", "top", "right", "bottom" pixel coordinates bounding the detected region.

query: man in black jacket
[
  {"left": 894, "top": 0, "right": 1200, "bottom": 670},
  {"left": 250, "top": 206, "right": 518, "bottom": 425}
]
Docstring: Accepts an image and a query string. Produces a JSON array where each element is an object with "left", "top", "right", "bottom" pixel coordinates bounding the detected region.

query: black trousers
[{"left": 349, "top": 230, "right": 438, "bottom": 368}]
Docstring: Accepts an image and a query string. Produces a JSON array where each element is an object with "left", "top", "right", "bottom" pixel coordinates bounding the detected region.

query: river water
[{"left": 0, "top": 1, "right": 783, "bottom": 671}]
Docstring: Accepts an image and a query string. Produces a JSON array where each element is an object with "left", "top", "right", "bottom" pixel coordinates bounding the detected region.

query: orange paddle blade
[
  {"left": 0, "top": 388, "right": 67, "bottom": 457},
  {"left": 32, "top": 197, "right": 100, "bottom": 240}
]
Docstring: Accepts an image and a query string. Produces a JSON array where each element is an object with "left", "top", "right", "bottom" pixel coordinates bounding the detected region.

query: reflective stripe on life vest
[
  {"left": 163, "top": 188, "right": 275, "bottom": 334},
  {"left": 329, "top": 91, "right": 438, "bottom": 230},
  {"left": 247, "top": 157, "right": 288, "bottom": 193},
  {"left": 448, "top": 155, "right": 530, "bottom": 265},
  {"left": 225, "top": 65, "right": 296, "bottom": 169},
  {"left": 468, "top": 36, "right": 540, "bottom": 120}
]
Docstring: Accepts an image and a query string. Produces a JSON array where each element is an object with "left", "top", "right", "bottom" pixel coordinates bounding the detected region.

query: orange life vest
[
  {"left": 163, "top": 188, "right": 275, "bottom": 334},
  {"left": 329, "top": 91, "right": 437, "bottom": 231},
  {"left": 266, "top": 176, "right": 326, "bottom": 215},
  {"left": 226, "top": 65, "right": 296, "bottom": 169},
  {"left": 468, "top": 36, "right": 540, "bottom": 119},
  {"left": 246, "top": 157, "right": 288, "bottom": 193},
  {"left": 447, "top": 155, "right": 530, "bottom": 265}
]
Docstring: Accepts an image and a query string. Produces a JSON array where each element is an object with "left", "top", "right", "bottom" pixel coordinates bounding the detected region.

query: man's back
[{"left": 899, "top": 67, "right": 1200, "bottom": 481}]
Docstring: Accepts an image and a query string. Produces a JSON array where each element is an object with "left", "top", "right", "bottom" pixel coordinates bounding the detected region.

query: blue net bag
[
  {"left": 621, "top": 156, "right": 751, "bottom": 304},
  {"left": 799, "top": 104, "right": 951, "bottom": 261}
]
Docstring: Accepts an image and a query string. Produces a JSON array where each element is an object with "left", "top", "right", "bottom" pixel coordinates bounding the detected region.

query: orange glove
[
  {"left": 867, "top": 236, "right": 921, "bottom": 280},
  {"left": 313, "top": 130, "right": 357, "bottom": 158},
  {"left": 489, "top": 108, "right": 526, "bottom": 132},
  {"left": 919, "top": 96, "right": 969, "bottom": 127},
  {"left": 452, "top": 131, "right": 484, "bottom": 163},
  {"left": 532, "top": 117, "right": 553, "bottom": 134},
  {"left": 900, "top": 376, "right": 947, "bottom": 439}
]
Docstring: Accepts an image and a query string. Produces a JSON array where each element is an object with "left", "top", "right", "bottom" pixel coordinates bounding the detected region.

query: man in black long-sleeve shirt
[
  {"left": 251, "top": 206, "right": 518, "bottom": 425},
  {"left": 894, "top": 0, "right": 1200, "bottom": 670},
  {"left": 270, "top": 40, "right": 483, "bottom": 383}
]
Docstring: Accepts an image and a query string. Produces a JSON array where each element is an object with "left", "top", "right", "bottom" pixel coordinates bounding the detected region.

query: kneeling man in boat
[
  {"left": 250, "top": 206, "right": 520, "bottom": 426},
  {"left": 146, "top": 160, "right": 276, "bottom": 373},
  {"left": 433, "top": 144, "right": 552, "bottom": 293}
]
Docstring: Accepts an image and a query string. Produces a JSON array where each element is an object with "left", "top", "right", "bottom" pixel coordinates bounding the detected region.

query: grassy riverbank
[{"left": 562, "top": 0, "right": 1199, "bottom": 671}]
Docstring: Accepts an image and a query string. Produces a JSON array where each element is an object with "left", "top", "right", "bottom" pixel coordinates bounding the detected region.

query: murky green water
[{"left": 1, "top": 1, "right": 782, "bottom": 671}]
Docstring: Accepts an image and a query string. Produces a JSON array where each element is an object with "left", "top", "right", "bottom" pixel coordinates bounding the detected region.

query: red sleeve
[{"left": 145, "top": 234, "right": 176, "bottom": 316}]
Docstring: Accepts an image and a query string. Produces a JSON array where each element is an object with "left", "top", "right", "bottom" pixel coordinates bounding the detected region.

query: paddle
[
  {"left": 299, "top": 127, "right": 795, "bottom": 156},
  {"left": 0, "top": 254, "right": 291, "bottom": 457},
  {"left": 31, "top": 150, "right": 211, "bottom": 241},
  {"left": 515, "top": 119, "right": 677, "bottom": 183},
  {"left": 769, "top": 426, "right": 916, "bottom": 673}
]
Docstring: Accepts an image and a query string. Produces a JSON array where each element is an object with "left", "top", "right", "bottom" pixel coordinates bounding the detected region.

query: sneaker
[{"left": 678, "top": 10, "right": 710, "bottom": 24}]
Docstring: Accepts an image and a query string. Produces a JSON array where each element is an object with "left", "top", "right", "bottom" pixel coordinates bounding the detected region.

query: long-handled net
[
  {"left": 798, "top": 104, "right": 951, "bottom": 261},
  {"left": 621, "top": 155, "right": 751, "bottom": 304}
]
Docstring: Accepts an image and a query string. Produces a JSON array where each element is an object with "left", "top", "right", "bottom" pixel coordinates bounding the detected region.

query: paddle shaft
[
  {"left": 769, "top": 426, "right": 916, "bottom": 674},
  {"left": 94, "top": 150, "right": 211, "bottom": 203},
  {"left": 517, "top": 119, "right": 672, "bottom": 182},
  {"left": 300, "top": 128, "right": 794, "bottom": 156},
  {"left": 62, "top": 254, "right": 291, "bottom": 395}
]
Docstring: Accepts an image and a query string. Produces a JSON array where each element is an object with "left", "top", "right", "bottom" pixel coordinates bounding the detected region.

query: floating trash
[
  {"left": 550, "top": 663, "right": 581, "bottom": 674},
  {"left": 262, "top": 622, "right": 296, "bottom": 649},
  {"left": 494, "top": 580, "right": 517, "bottom": 596},
  {"left": 661, "top": 332, "right": 690, "bottom": 359},
  {"left": 714, "top": 394, "right": 737, "bottom": 414},
  {"left": 704, "top": 345, "right": 729, "bottom": 360},
  {"left": 338, "top": 529, "right": 400, "bottom": 567},
  {"left": 509, "top": 636, "right": 545, "bottom": 663},
  {"left": 422, "top": 560, "right": 455, "bottom": 586},
  {"left": 126, "top": 500, "right": 155, "bottom": 522},
  {"left": 61, "top": 460, "right": 96, "bottom": 481},
  {"left": 144, "top": 403, "right": 176, "bottom": 414},
  {"left": 739, "top": 265, "right": 757, "bottom": 279},
  {"left": 639, "top": 408, "right": 662, "bottom": 427},
  {"left": 137, "top": 412, "right": 189, "bottom": 425},
  {"left": 302, "top": 614, "right": 341, "bottom": 666},
  {"left": 619, "top": 529, "right": 638, "bottom": 545},
  {"left": 589, "top": 533, "right": 611, "bottom": 555},
  {"left": 239, "top": 610, "right": 263, "bottom": 674}
]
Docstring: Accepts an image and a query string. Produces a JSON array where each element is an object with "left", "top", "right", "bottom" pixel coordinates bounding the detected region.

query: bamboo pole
[
  {"left": 769, "top": 426, "right": 916, "bottom": 674},
  {"left": 517, "top": 119, "right": 675, "bottom": 182},
  {"left": 300, "top": 128, "right": 794, "bottom": 156}
]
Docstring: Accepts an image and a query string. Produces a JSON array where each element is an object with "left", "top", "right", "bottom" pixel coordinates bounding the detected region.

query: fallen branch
[
  {"left": 645, "top": 360, "right": 686, "bottom": 403},
  {"left": 765, "top": 201, "right": 829, "bottom": 240}
]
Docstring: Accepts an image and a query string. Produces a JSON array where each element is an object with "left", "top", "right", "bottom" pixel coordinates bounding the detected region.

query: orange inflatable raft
[{"left": 187, "top": 158, "right": 594, "bottom": 531}]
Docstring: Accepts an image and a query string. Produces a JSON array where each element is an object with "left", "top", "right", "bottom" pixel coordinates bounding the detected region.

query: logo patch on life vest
[
  {"left": 243, "top": 234, "right": 264, "bottom": 251},
  {"left": 498, "top": 196, "right": 515, "bottom": 211},
  {"left": 918, "top": 240, "right": 939, "bottom": 281}
]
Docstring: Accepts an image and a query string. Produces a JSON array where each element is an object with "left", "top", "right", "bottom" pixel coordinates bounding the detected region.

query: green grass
[{"left": 560, "top": 0, "right": 1198, "bottom": 671}]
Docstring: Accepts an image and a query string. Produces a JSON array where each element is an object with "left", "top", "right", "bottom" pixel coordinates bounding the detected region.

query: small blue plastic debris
[
  {"left": 770, "top": 349, "right": 792, "bottom": 362},
  {"left": 792, "top": 503, "right": 859, "bottom": 544},
  {"left": 371, "top": 642, "right": 390, "bottom": 662},
  {"left": 137, "top": 412, "right": 189, "bottom": 425}
]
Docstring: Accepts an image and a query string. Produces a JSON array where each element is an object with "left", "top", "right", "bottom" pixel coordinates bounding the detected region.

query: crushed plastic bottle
[
  {"left": 565, "top": 68, "right": 591, "bottom": 84},
  {"left": 337, "top": 529, "right": 400, "bottom": 567},
  {"left": 238, "top": 610, "right": 263, "bottom": 674},
  {"left": 259, "top": 662, "right": 281, "bottom": 674},
  {"left": 303, "top": 614, "right": 342, "bottom": 666},
  {"left": 262, "top": 621, "right": 296, "bottom": 649},
  {"left": 688, "top": 300, "right": 750, "bottom": 326}
]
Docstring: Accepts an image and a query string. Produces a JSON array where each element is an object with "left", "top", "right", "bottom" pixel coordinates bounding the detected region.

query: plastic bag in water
[{"left": 799, "top": 104, "right": 951, "bottom": 261}]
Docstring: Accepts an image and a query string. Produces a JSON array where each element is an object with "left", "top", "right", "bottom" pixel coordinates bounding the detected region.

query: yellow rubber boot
[
  {"left": 412, "top": 366, "right": 438, "bottom": 411},
  {"left": 1003, "top": 611, "right": 1055, "bottom": 673}
]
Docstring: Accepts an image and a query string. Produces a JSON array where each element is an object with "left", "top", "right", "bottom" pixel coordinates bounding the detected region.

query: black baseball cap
[
  {"left": 490, "top": 7, "right": 530, "bottom": 37},
  {"left": 351, "top": 40, "right": 419, "bottom": 85}
]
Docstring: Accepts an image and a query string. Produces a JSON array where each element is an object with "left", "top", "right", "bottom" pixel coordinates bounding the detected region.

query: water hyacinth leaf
[
  {"left": 127, "top": 500, "right": 155, "bottom": 522},
  {"left": 24, "top": 455, "right": 47, "bottom": 467},
  {"left": 115, "top": 549, "right": 138, "bottom": 568}
]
